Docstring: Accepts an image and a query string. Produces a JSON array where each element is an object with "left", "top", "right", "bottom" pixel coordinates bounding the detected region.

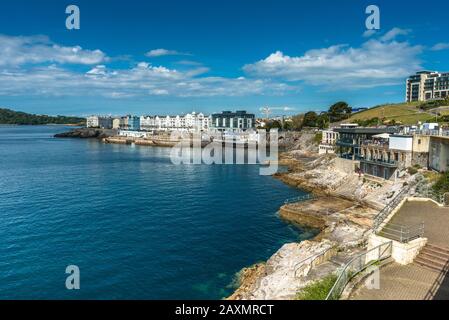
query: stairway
[{"left": 415, "top": 244, "right": 449, "bottom": 273}]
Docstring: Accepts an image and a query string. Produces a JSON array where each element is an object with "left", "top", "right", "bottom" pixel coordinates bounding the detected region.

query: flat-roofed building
[
  {"left": 211, "top": 111, "right": 255, "bottom": 132},
  {"left": 406, "top": 71, "right": 449, "bottom": 102},
  {"left": 334, "top": 126, "right": 399, "bottom": 161},
  {"left": 360, "top": 134, "right": 413, "bottom": 180},
  {"left": 318, "top": 130, "right": 339, "bottom": 155},
  {"left": 86, "top": 116, "right": 113, "bottom": 129}
]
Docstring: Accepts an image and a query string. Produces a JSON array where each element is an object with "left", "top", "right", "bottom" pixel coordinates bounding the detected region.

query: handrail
[
  {"left": 325, "top": 241, "right": 393, "bottom": 300},
  {"left": 294, "top": 246, "right": 335, "bottom": 278},
  {"left": 378, "top": 222, "right": 424, "bottom": 243},
  {"left": 372, "top": 188, "right": 409, "bottom": 231},
  {"left": 284, "top": 194, "right": 315, "bottom": 205}
]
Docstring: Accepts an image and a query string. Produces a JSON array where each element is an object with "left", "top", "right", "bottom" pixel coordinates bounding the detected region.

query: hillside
[
  {"left": 0, "top": 108, "right": 85, "bottom": 125},
  {"left": 347, "top": 102, "right": 435, "bottom": 125}
]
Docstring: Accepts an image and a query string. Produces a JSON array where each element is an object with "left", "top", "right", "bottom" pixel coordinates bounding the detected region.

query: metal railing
[
  {"left": 325, "top": 241, "right": 393, "bottom": 300},
  {"left": 284, "top": 194, "right": 315, "bottom": 205},
  {"left": 414, "top": 129, "right": 449, "bottom": 137},
  {"left": 372, "top": 188, "right": 409, "bottom": 231},
  {"left": 294, "top": 247, "right": 335, "bottom": 278},
  {"left": 377, "top": 222, "right": 425, "bottom": 243}
]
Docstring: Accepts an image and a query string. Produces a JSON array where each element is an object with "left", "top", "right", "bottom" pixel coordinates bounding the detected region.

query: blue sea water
[{"left": 0, "top": 125, "right": 315, "bottom": 300}]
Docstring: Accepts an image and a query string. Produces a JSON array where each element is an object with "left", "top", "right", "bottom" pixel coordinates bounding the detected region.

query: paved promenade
[
  {"left": 386, "top": 200, "right": 449, "bottom": 247},
  {"left": 350, "top": 200, "right": 449, "bottom": 300},
  {"left": 349, "top": 263, "right": 449, "bottom": 300}
]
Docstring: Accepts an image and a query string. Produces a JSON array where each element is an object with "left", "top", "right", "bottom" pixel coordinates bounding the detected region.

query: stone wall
[
  {"left": 412, "top": 152, "right": 429, "bottom": 169},
  {"left": 334, "top": 157, "right": 358, "bottom": 175},
  {"left": 368, "top": 234, "right": 427, "bottom": 265}
]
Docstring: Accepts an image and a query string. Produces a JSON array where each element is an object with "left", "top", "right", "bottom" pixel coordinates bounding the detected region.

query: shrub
[
  {"left": 296, "top": 274, "right": 338, "bottom": 300},
  {"left": 433, "top": 172, "right": 449, "bottom": 196},
  {"left": 408, "top": 167, "right": 418, "bottom": 175}
]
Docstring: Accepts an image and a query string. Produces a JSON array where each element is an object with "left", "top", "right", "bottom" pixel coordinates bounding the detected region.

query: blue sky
[{"left": 0, "top": 0, "right": 448, "bottom": 117}]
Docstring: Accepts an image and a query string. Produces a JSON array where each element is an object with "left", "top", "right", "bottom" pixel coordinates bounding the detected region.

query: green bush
[
  {"left": 408, "top": 167, "right": 418, "bottom": 175},
  {"left": 433, "top": 172, "right": 449, "bottom": 196},
  {"left": 296, "top": 274, "right": 337, "bottom": 300}
]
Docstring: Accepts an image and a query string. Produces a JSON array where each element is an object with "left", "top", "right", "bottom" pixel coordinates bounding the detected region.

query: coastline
[
  {"left": 53, "top": 127, "right": 381, "bottom": 300},
  {"left": 227, "top": 151, "right": 380, "bottom": 300}
]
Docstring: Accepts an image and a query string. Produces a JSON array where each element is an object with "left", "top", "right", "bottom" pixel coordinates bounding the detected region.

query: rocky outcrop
[
  {"left": 229, "top": 240, "right": 336, "bottom": 300},
  {"left": 54, "top": 128, "right": 117, "bottom": 139}
]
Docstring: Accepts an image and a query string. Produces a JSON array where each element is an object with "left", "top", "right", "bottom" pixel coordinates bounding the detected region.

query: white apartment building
[
  {"left": 318, "top": 129, "right": 339, "bottom": 155},
  {"left": 86, "top": 116, "right": 99, "bottom": 128},
  {"left": 140, "top": 112, "right": 210, "bottom": 132},
  {"left": 86, "top": 116, "right": 113, "bottom": 129},
  {"left": 112, "top": 118, "right": 121, "bottom": 129},
  {"left": 406, "top": 71, "right": 449, "bottom": 102}
]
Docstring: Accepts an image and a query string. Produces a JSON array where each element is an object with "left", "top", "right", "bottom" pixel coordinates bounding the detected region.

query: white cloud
[
  {"left": 0, "top": 61, "right": 295, "bottom": 98},
  {"left": 431, "top": 43, "right": 449, "bottom": 51},
  {"left": 363, "top": 30, "right": 377, "bottom": 38},
  {"left": 0, "top": 34, "right": 106, "bottom": 66},
  {"left": 380, "top": 28, "right": 411, "bottom": 41},
  {"left": 262, "top": 106, "right": 296, "bottom": 112},
  {"left": 145, "top": 48, "right": 191, "bottom": 57},
  {"left": 0, "top": 33, "right": 294, "bottom": 99},
  {"left": 243, "top": 28, "right": 423, "bottom": 89}
]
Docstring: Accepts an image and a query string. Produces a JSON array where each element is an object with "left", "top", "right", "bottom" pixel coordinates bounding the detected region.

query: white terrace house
[{"left": 140, "top": 112, "right": 210, "bottom": 132}]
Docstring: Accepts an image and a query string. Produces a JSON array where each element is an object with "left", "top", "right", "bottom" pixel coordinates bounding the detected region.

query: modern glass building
[{"left": 211, "top": 111, "right": 255, "bottom": 132}]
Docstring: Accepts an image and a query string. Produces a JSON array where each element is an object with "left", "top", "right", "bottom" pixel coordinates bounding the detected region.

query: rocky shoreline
[
  {"left": 227, "top": 147, "right": 421, "bottom": 300},
  {"left": 54, "top": 127, "right": 117, "bottom": 139}
]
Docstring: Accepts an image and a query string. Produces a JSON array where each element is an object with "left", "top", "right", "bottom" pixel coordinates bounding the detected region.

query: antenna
[{"left": 261, "top": 106, "right": 272, "bottom": 120}]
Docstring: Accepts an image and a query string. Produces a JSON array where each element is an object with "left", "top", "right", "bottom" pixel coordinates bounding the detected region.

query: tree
[
  {"left": 283, "top": 120, "right": 294, "bottom": 131},
  {"left": 302, "top": 111, "right": 318, "bottom": 127},
  {"left": 264, "top": 120, "right": 282, "bottom": 131},
  {"left": 291, "top": 114, "right": 304, "bottom": 130},
  {"left": 329, "top": 101, "right": 352, "bottom": 122}
]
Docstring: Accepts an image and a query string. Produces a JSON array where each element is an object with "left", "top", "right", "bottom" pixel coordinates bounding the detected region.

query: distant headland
[{"left": 0, "top": 108, "right": 85, "bottom": 126}]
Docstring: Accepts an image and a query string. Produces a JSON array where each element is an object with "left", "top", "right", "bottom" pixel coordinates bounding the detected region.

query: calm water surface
[{"left": 0, "top": 125, "right": 315, "bottom": 299}]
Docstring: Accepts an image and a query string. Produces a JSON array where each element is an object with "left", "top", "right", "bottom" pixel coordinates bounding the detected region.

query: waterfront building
[
  {"left": 318, "top": 129, "right": 339, "bottom": 155},
  {"left": 406, "top": 71, "right": 449, "bottom": 102},
  {"left": 334, "top": 126, "right": 399, "bottom": 161},
  {"left": 86, "top": 116, "right": 99, "bottom": 128},
  {"left": 140, "top": 112, "right": 210, "bottom": 132},
  {"left": 360, "top": 134, "right": 413, "bottom": 180},
  {"left": 112, "top": 118, "right": 121, "bottom": 129},
  {"left": 86, "top": 116, "right": 113, "bottom": 129},
  {"left": 140, "top": 115, "right": 156, "bottom": 131},
  {"left": 211, "top": 111, "right": 255, "bottom": 132},
  {"left": 120, "top": 115, "right": 140, "bottom": 131}
]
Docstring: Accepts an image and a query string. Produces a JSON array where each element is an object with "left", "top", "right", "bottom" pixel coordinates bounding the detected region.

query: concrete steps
[{"left": 415, "top": 244, "right": 449, "bottom": 273}]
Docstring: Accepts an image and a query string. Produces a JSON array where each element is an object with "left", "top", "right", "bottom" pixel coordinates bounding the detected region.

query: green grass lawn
[{"left": 348, "top": 102, "right": 434, "bottom": 125}]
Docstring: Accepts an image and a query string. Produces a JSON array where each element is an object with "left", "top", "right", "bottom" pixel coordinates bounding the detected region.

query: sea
[{"left": 0, "top": 125, "right": 316, "bottom": 299}]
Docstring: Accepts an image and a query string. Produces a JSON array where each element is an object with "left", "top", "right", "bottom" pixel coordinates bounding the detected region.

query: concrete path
[
  {"left": 386, "top": 200, "right": 449, "bottom": 247},
  {"left": 349, "top": 262, "right": 449, "bottom": 300},
  {"left": 351, "top": 200, "right": 449, "bottom": 300}
]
